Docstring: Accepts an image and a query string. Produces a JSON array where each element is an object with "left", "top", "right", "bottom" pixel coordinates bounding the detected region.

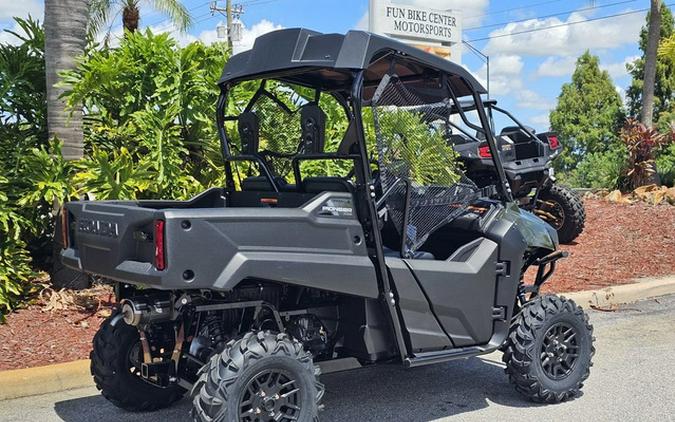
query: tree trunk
[
  {"left": 44, "top": 0, "right": 89, "bottom": 161},
  {"left": 123, "top": 5, "right": 140, "bottom": 32},
  {"left": 641, "top": 0, "right": 662, "bottom": 127}
]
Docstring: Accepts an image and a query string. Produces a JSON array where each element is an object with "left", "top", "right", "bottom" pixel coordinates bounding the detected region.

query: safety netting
[{"left": 371, "top": 75, "right": 482, "bottom": 256}]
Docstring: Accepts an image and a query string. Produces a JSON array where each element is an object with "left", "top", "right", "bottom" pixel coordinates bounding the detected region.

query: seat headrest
[
  {"left": 300, "top": 104, "right": 326, "bottom": 154},
  {"left": 238, "top": 112, "right": 260, "bottom": 154}
]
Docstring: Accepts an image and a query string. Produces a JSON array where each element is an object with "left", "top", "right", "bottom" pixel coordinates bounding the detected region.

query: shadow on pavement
[{"left": 54, "top": 356, "right": 542, "bottom": 422}]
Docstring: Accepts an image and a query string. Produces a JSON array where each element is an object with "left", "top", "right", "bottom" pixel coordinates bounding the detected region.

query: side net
[{"left": 372, "top": 75, "right": 482, "bottom": 256}]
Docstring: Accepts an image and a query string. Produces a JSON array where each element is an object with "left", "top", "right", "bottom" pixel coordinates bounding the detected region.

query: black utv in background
[
  {"left": 59, "top": 29, "right": 595, "bottom": 421},
  {"left": 447, "top": 100, "right": 585, "bottom": 244}
]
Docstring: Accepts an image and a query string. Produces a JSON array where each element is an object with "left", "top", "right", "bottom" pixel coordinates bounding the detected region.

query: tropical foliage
[
  {"left": 61, "top": 30, "right": 228, "bottom": 199},
  {"left": 1, "top": 28, "right": 228, "bottom": 317},
  {"left": 660, "top": 34, "right": 675, "bottom": 62},
  {"left": 89, "top": 0, "right": 191, "bottom": 35},
  {"left": 620, "top": 119, "right": 674, "bottom": 190},
  {"left": 374, "top": 110, "right": 462, "bottom": 186},
  {"left": 0, "top": 18, "right": 52, "bottom": 318}
]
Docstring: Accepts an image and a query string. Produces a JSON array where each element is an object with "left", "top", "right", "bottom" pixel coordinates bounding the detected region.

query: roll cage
[{"left": 215, "top": 30, "right": 512, "bottom": 203}]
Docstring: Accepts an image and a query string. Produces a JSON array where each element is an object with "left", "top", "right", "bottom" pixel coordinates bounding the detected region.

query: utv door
[{"left": 403, "top": 237, "right": 499, "bottom": 347}]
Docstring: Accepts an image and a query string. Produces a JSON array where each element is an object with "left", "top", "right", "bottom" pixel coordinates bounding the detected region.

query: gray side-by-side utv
[
  {"left": 443, "top": 99, "right": 585, "bottom": 244},
  {"left": 60, "top": 29, "right": 595, "bottom": 421}
]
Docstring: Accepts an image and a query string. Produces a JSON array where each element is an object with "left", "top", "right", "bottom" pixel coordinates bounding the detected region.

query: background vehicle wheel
[
  {"left": 191, "top": 331, "right": 324, "bottom": 422},
  {"left": 502, "top": 294, "right": 595, "bottom": 403},
  {"left": 90, "top": 313, "right": 185, "bottom": 411},
  {"left": 536, "top": 184, "right": 585, "bottom": 244}
]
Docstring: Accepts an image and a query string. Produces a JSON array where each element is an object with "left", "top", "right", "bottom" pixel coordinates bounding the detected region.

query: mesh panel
[{"left": 372, "top": 76, "right": 481, "bottom": 256}]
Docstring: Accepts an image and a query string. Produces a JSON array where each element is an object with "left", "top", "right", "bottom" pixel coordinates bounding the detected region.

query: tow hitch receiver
[{"left": 140, "top": 361, "right": 175, "bottom": 387}]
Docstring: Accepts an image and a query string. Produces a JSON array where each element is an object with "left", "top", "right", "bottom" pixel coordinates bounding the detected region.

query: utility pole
[
  {"left": 211, "top": 0, "right": 243, "bottom": 50},
  {"left": 226, "top": 0, "right": 233, "bottom": 50}
]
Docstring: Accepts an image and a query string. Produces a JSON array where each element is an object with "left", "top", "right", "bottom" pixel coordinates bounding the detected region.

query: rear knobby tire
[
  {"left": 90, "top": 313, "right": 185, "bottom": 411},
  {"left": 191, "top": 331, "right": 324, "bottom": 422},
  {"left": 538, "top": 184, "right": 585, "bottom": 244},
  {"left": 502, "top": 294, "right": 595, "bottom": 403}
]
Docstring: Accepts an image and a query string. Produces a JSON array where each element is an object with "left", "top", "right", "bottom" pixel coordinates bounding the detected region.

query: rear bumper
[
  {"left": 470, "top": 158, "right": 551, "bottom": 196},
  {"left": 61, "top": 247, "right": 163, "bottom": 285}
]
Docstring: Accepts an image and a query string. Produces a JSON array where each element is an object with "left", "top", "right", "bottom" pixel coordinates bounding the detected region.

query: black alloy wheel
[
  {"left": 540, "top": 322, "right": 579, "bottom": 379},
  {"left": 240, "top": 369, "right": 302, "bottom": 421}
]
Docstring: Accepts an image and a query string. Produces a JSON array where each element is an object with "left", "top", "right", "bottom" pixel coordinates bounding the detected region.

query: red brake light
[
  {"left": 548, "top": 135, "right": 560, "bottom": 149},
  {"left": 478, "top": 145, "right": 492, "bottom": 158},
  {"left": 154, "top": 219, "right": 166, "bottom": 271}
]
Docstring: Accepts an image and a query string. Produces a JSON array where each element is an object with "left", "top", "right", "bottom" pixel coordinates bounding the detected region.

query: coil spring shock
[{"left": 203, "top": 313, "right": 228, "bottom": 353}]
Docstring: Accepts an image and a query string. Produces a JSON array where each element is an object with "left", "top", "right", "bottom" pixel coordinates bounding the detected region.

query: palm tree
[
  {"left": 44, "top": 0, "right": 89, "bottom": 160},
  {"left": 642, "top": 0, "right": 662, "bottom": 128},
  {"left": 90, "top": 0, "right": 192, "bottom": 34}
]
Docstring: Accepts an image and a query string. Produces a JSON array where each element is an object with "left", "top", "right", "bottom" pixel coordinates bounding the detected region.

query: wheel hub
[
  {"left": 240, "top": 369, "right": 301, "bottom": 421},
  {"left": 540, "top": 322, "right": 580, "bottom": 379},
  {"left": 535, "top": 199, "right": 565, "bottom": 230}
]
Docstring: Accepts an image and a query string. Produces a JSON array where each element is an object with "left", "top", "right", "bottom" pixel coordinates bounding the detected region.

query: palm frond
[
  {"left": 148, "top": 0, "right": 192, "bottom": 32},
  {"left": 88, "top": 0, "right": 115, "bottom": 36}
]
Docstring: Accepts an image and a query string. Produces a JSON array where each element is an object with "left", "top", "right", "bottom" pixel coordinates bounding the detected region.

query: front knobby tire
[
  {"left": 90, "top": 313, "right": 185, "bottom": 411},
  {"left": 191, "top": 331, "right": 324, "bottom": 422},
  {"left": 538, "top": 184, "right": 586, "bottom": 244},
  {"left": 502, "top": 294, "right": 595, "bottom": 403}
]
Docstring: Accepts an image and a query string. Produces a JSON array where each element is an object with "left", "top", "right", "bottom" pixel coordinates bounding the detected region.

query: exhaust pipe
[{"left": 120, "top": 296, "right": 174, "bottom": 327}]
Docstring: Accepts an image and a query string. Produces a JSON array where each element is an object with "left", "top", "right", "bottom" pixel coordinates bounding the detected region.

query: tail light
[
  {"left": 154, "top": 219, "right": 166, "bottom": 271},
  {"left": 548, "top": 134, "right": 560, "bottom": 149},
  {"left": 478, "top": 144, "right": 492, "bottom": 158},
  {"left": 60, "top": 207, "right": 69, "bottom": 249}
]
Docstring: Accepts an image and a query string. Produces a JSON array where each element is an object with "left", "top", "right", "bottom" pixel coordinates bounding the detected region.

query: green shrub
[
  {"left": 558, "top": 147, "right": 627, "bottom": 190},
  {"left": 657, "top": 142, "right": 675, "bottom": 186},
  {"left": 61, "top": 30, "right": 228, "bottom": 200},
  {"left": 0, "top": 237, "right": 35, "bottom": 321},
  {"left": 73, "top": 147, "right": 152, "bottom": 200},
  {"left": 0, "top": 17, "right": 48, "bottom": 316},
  {"left": 0, "top": 175, "right": 36, "bottom": 320}
]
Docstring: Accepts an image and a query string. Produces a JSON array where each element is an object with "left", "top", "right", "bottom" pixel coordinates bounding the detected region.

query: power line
[
  {"left": 145, "top": 1, "right": 213, "bottom": 30},
  {"left": 465, "top": 6, "right": 661, "bottom": 43},
  {"left": 152, "top": 11, "right": 215, "bottom": 33},
  {"left": 147, "top": 0, "right": 278, "bottom": 35},
  {"left": 465, "top": 0, "right": 566, "bottom": 19},
  {"left": 239, "top": 0, "right": 282, "bottom": 6},
  {"left": 465, "top": 0, "right": 636, "bottom": 31}
]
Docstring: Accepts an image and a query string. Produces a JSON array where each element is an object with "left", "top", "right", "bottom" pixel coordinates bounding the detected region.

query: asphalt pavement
[{"left": 1, "top": 295, "right": 674, "bottom": 422}]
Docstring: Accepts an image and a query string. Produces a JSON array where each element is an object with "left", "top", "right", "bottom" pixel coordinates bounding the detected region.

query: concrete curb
[
  {"left": 0, "top": 359, "right": 92, "bottom": 401},
  {"left": 562, "top": 275, "right": 675, "bottom": 309},
  {"left": 1, "top": 275, "right": 674, "bottom": 401}
]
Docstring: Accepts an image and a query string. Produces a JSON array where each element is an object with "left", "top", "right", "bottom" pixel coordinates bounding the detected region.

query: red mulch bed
[
  {"left": 0, "top": 286, "right": 115, "bottom": 371},
  {"left": 1, "top": 198, "right": 673, "bottom": 370},
  {"left": 541, "top": 198, "right": 675, "bottom": 292}
]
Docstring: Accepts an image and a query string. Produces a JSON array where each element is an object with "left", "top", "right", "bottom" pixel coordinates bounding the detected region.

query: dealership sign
[{"left": 369, "top": 0, "right": 462, "bottom": 45}]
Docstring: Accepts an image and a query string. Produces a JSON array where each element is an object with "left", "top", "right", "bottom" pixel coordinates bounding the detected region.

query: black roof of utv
[{"left": 219, "top": 28, "right": 487, "bottom": 97}]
